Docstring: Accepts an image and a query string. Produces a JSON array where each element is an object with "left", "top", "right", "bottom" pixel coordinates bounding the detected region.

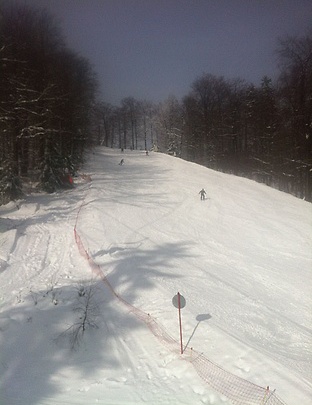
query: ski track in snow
[
  {"left": 78, "top": 152, "right": 312, "bottom": 388},
  {"left": 0, "top": 147, "right": 311, "bottom": 404},
  {"left": 0, "top": 190, "right": 89, "bottom": 305},
  {"left": 75, "top": 150, "right": 311, "bottom": 400}
]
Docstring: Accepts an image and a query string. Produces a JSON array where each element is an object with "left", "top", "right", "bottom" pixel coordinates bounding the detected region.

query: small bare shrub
[{"left": 58, "top": 283, "right": 101, "bottom": 350}]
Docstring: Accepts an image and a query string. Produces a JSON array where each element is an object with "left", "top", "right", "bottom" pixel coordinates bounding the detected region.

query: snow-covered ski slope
[{"left": 0, "top": 147, "right": 311, "bottom": 405}]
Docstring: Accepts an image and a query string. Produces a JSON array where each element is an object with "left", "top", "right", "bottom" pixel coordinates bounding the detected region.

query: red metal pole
[{"left": 178, "top": 292, "right": 183, "bottom": 354}]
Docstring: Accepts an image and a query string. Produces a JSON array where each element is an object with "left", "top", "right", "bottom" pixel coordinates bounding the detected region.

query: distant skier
[
  {"left": 199, "top": 188, "right": 206, "bottom": 200},
  {"left": 119, "top": 158, "right": 124, "bottom": 166}
]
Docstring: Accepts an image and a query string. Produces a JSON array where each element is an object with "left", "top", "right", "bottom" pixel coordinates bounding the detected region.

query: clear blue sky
[{"left": 12, "top": 0, "right": 312, "bottom": 105}]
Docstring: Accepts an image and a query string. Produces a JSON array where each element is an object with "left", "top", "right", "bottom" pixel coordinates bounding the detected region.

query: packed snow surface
[{"left": 0, "top": 147, "right": 311, "bottom": 405}]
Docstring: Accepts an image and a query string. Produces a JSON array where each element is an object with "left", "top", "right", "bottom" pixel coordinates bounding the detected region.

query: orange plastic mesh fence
[{"left": 74, "top": 222, "right": 287, "bottom": 405}]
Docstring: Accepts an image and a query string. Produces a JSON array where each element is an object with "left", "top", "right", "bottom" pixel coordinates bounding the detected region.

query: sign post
[{"left": 172, "top": 292, "right": 186, "bottom": 354}]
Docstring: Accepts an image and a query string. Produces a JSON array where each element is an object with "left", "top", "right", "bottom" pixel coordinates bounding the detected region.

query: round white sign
[{"left": 172, "top": 293, "right": 186, "bottom": 309}]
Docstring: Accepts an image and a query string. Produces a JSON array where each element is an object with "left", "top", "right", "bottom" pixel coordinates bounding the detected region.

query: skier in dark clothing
[
  {"left": 119, "top": 159, "right": 124, "bottom": 165},
  {"left": 199, "top": 188, "right": 206, "bottom": 200}
]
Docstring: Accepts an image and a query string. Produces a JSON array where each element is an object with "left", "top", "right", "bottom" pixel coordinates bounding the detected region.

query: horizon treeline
[
  {"left": 94, "top": 34, "right": 312, "bottom": 202},
  {"left": 1, "top": 4, "right": 311, "bottom": 204}
]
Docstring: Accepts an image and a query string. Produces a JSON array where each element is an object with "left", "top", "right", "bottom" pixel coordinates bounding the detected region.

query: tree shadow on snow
[
  {"left": 0, "top": 239, "right": 187, "bottom": 404},
  {"left": 0, "top": 280, "right": 143, "bottom": 405},
  {"left": 98, "top": 241, "right": 192, "bottom": 305},
  {"left": 0, "top": 185, "right": 87, "bottom": 264}
]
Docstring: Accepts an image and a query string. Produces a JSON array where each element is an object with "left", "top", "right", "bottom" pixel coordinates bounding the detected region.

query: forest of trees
[
  {"left": 0, "top": 4, "right": 97, "bottom": 203},
  {"left": 93, "top": 34, "right": 312, "bottom": 202},
  {"left": 1, "top": 3, "right": 311, "bottom": 204}
]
